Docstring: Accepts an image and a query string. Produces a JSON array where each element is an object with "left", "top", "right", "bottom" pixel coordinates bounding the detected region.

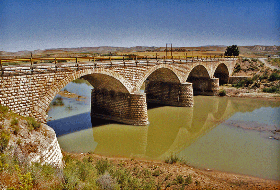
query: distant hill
[{"left": 1, "top": 45, "right": 279, "bottom": 58}]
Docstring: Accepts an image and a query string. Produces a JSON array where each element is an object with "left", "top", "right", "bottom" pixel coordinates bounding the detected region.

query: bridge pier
[
  {"left": 145, "top": 82, "right": 194, "bottom": 107},
  {"left": 91, "top": 88, "right": 149, "bottom": 126}
]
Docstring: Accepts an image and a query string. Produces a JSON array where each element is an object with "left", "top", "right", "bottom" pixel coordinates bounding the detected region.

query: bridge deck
[{"left": 0, "top": 58, "right": 237, "bottom": 76}]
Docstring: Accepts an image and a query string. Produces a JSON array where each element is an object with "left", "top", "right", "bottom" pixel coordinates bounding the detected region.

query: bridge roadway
[{"left": 0, "top": 58, "right": 237, "bottom": 125}]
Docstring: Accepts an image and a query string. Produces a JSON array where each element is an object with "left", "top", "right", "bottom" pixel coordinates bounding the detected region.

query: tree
[{"left": 225, "top": 45, "right": 239, "bottom": 56}]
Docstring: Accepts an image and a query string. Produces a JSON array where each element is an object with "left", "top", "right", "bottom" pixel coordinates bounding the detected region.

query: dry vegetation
[{"left": 222, "top": 58, "right": 280, "bottom": 97}]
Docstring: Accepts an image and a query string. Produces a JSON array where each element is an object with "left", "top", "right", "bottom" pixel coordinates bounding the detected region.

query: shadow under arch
[
  {"left": 36, "top": 69, "right": 132, "bottom": 123},
  {"left": 143, "top": 67, "right": 184, "bottom": 106},
  {"left": 214, "top": 63, "right": 230, "bottom": 85},
  {"left": 187, "top": 65, "right": 211, "bottom": 95}
]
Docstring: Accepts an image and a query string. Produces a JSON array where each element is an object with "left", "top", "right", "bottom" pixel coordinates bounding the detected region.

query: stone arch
[
  {"left": 214, "top": 63, "right": 229, "bottom": 85},
  {"left": 186, "top": 65, "right": 211, "bottom": 95},
  {"left": 133, "top": 64, "right": 182, "bottom": 93},
  {"left": 34, "top": 68, "right": 132, "bottom": 122},
  {"left": 187, "top": 65, "right": 211, "bottom": 79}
]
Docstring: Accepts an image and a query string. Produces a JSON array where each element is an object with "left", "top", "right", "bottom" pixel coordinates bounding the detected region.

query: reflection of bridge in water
[
  {"left": 0, "top": 57, "right": 237, "bottom": 125},
  {"left": 91, "top": 97, "right": 279, "bottom": 160}
]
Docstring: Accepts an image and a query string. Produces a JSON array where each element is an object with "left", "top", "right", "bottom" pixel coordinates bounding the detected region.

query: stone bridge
[{"left": 0, "top": 58, "right": 236, "bottom": 125}]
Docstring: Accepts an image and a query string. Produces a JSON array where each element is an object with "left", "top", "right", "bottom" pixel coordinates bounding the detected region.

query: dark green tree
[{"left": 225, "top": 45, "right": 239, "bottom": 56}]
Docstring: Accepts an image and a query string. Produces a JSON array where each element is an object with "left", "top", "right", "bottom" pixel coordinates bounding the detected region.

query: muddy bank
[
  {"left": 58, "top": 90, "right": 87, "bottom": 101},
  {"left": 221, "top": 86, "right": 280, "bottom": 100},
  {"left": 224, "top": 120, "right": 280, "bottom": 140}
]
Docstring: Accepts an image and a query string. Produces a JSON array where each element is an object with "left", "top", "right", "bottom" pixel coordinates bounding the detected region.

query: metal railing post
[
  {"left": 55, "top": 58, "right": 57, "bottom": 71},
  {"left": 30, "top": 58, "right": 33, "bottom": 74},
  {"left": 76, "top": 57, "right": 79, "bottom": 70},
  {"left": 135, "top": 56, "right": 138, "bottom": 66},
  {"left": 0, "top": 60, "right": 3, "bottom": 76},
  {"left": 110, "top": 57, "right": 112, "bottom": 67}
]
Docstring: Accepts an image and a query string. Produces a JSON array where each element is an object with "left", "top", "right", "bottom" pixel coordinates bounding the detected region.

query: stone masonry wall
[
  {"left": 187, "top": 77, "right": 219, "bottom": 96},
  {"left": 229, "top": 76, "right": 249, "bottom": 84},
  {"left": 145, "top": 81, "right": 193, "bottom": 107},
  {"left": 91, "top": 88, "right": 148, "bottom": 125}
]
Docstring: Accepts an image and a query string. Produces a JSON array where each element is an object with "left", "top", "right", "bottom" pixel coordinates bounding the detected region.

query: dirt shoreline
[
  {"left": 221, "top": 86, "right": 280, "bottom": 100},
  {"left": 67, "top": 152, "right": 280, "bottom": 189}
]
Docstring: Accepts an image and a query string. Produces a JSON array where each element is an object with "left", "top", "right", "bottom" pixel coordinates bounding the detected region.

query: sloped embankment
[{"left": 0, "top": 105, "right": 63, "bottom": 167}]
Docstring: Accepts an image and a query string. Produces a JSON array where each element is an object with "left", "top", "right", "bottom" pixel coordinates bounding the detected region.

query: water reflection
[{"left": 50, "top": 96, "right": 279, "bottom": 161}]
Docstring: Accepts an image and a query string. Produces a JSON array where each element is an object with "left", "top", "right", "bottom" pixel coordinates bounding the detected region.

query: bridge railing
[{"left": 0, "top": 56, "right": 238, "bottom": 76}]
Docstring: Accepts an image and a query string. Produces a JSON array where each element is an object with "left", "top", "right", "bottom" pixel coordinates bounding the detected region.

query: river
[{"left": 47, "top": 80, "right": 280, "bottom": 180}]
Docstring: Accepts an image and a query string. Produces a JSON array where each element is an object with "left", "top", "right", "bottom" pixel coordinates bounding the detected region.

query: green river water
[{"left": 47, "top": 81, "right": 280, "bottom": 180}]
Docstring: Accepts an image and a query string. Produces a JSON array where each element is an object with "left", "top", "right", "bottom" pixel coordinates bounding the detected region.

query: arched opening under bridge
[
  {"left": 214, "top": 63, "right": 229, "bottom": 85},
  {"left": 187, "top": 65, "right": 216, "bottom": 95},
  {"left": 142, "top": 67, "right": 193, "bottom": 108}
]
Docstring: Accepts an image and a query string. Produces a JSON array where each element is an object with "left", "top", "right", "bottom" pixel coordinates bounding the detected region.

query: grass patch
[
  {"left": 0, "top": 130, "right": 10, "bottom": 153},
  {"left": 165, "top": 154, "right": 185, "bottom": 164},
  {"left": 26, "top": 117, "right": 41, "bottom": 131},
  {"left": 51, "top": 97, "right": 64, "bottom": 106}
]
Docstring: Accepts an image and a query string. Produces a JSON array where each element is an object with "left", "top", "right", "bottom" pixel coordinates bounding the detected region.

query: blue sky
[{"left": 1, "top": 0, "right": 279, "bottom": 52}]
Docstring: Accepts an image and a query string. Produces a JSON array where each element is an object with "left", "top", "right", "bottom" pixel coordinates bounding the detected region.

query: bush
[
  {"left": 233, "top": 78, "right": 253, "bottom": 88},
  {"left": 11, "top": 117, "right": 19, "bottom": 126},
  {"left": 0, "top": 105, "right": 9, "bottom": 116},
  {"left": 185, "top": 174, "right": 192, "bottom": 185},
  {"left": 0, "top": 130, "right": 10, "bottom": 153},
  {"left": 263, "top": 86, "right": 279, "bottom": 93},
  {"left": 165, "top": 154, "right": 180, "bottom": 164},
  {"left": 96, "top": 173, "right": 117, "bottom": 190},
  {"left": 268, "top": 73, "right": 280, "bottom": 81},
  {"left": 225, "top": 45, "right": 239, "bottom": 56},
  {"left": 95, "top": 159, "right": 112, "bottom": 175},
  {"left": 218, "top": 90, "right": 226, "bottom": 96},
  {"left": 26, "top": 117, "right": 41, "bottom": 131},
  {"left": 51, "top": 97, "right": 64, "bottom": 106},
  {"left": 234, "top": 64, "right": 241, "bottom": 73}
]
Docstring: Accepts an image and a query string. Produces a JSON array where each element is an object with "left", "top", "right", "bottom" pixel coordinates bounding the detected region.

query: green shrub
[
  {"left": 51, "top": 97, "right": 64, "bottom": 106},
  {"left": 218, "top": 90, "right": 226, "bottom": 96},
  {"left": 263, "top": 86, "right": 279, "bottom": 93},
  {"left": 234, "top": 63, "right": 241, "bottom": 73},
  {"left": 26, "top": 117, "right": 41, "bottom": 131},
  {"left": 95, "top": 159, "right": 112, "bottom": 175},
  {"left": 0, "top": 130, "right": 10, "bottom": 153},
  {"left": 175, "top": 175, "right": 184, "bottom": 184},
  {"left": 185, "top": 174, "right": 192, "bottom": 185},
  {"left": 269, "top": 73, "right": 280, "bottom": 81},
  {"left": 165, "top": 154, "right": 180, "bottom": 164},
  {"left": 11, "top": 117, "right": 19, "bottom": 126},
  {"left": 233, "top": 78, "right": 254, "bottom": 88},
  {"left": 152, "top": 169, "right": 161, "bottom": 177},
  {"left": 0, "top": 105, "right": 9, "bottom": 115}
]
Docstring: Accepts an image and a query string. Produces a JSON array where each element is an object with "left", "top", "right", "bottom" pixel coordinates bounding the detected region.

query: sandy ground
[
  {"left": 58, "top": 90, "right": 87, "bottom": 101},
  {"left": 67, "top": 152, "right": 280, "bottom": 190}
]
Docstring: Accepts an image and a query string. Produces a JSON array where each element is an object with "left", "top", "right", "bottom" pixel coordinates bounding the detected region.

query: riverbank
[
  {"left": 66, "top": 151, "right": 280, "bottom": 189},
  {"left": 221, "top": 85, "right": 280, "bottom": 100}
]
